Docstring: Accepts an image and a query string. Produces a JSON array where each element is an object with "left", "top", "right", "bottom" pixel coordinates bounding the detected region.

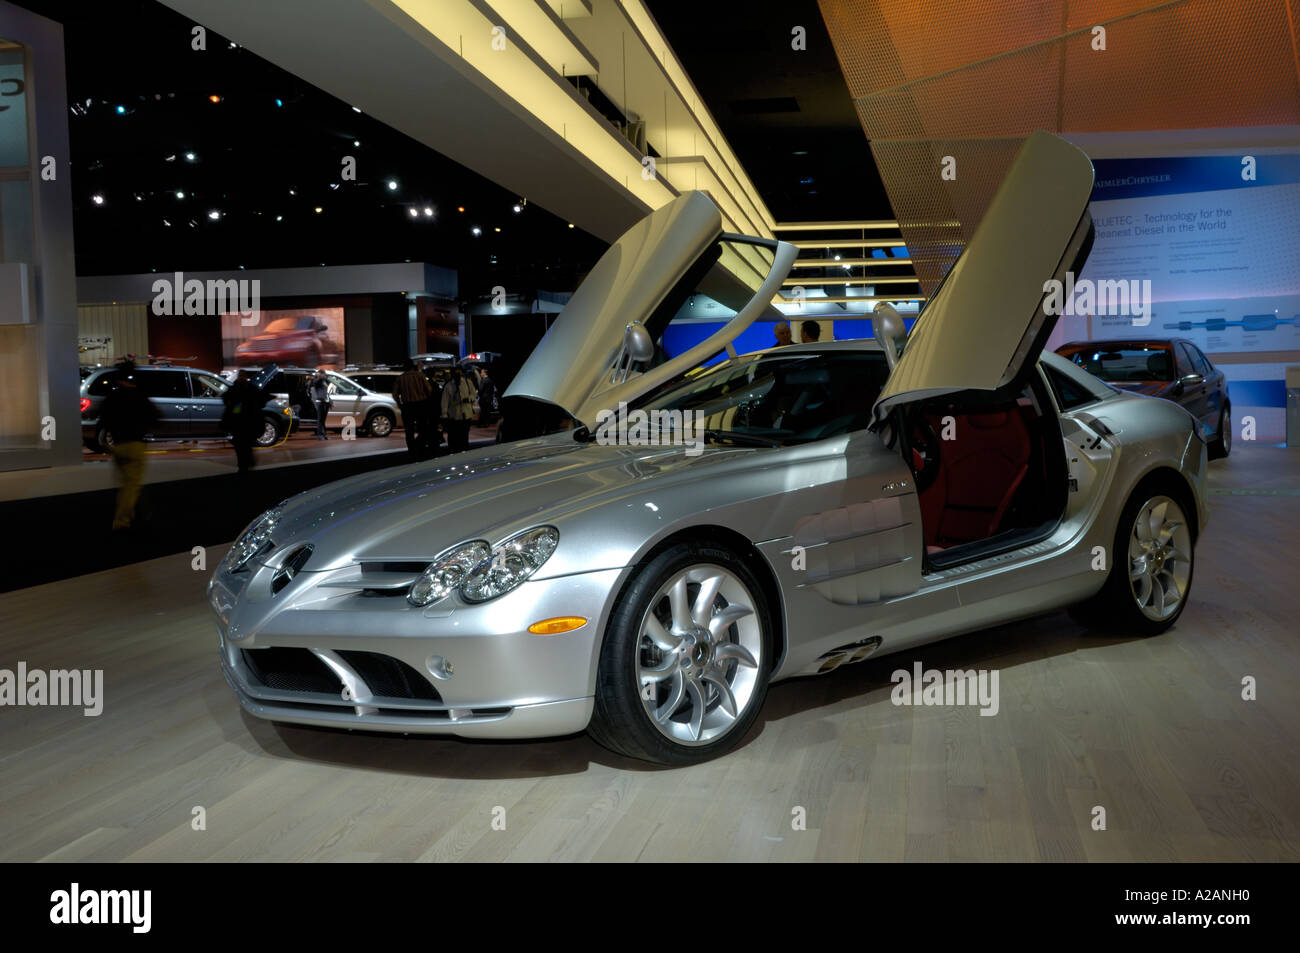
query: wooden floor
[{"left": 2, "top": 445, "right": 1298, "bottom": 862}]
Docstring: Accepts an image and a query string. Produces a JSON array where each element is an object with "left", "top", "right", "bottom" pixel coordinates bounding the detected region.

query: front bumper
[{"left": 208, "top": 558, "right": 620, "bottom": 739}]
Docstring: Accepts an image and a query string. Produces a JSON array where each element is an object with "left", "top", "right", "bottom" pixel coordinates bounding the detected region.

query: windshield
[
  {"left": 264, "top": 317, "right": 304, "bottom": 333},
  {"left": 1061, "top": 345, "right": 1174, "bottom": 382},
  {"left": 632, "top": 350, "right": 889, "bottom": 445}
]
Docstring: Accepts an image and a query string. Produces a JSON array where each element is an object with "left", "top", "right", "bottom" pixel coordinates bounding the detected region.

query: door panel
[
  {"left": 188, "top": 372, "right": 230, "bottom": 436},
  {"left": 136, "top": 370, "right": 191, "bottom": 436}
]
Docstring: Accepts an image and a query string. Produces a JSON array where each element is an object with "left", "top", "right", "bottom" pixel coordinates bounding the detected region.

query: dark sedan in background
[{"left": 1056, "top": 338, "right": 1231, "bottom": 458}]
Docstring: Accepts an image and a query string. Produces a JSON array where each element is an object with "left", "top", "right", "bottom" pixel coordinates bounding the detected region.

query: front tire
[
  {"left": 1075, "top": 486, "right": 1195, "bottom": 636},
  {"left": 364, "top": 409, "right": 395, "bottom": 437},
  {"left": 589, "top": 542, "right": 771, "bottom": 765}
]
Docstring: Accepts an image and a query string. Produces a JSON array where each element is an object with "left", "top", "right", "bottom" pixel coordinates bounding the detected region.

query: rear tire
[
  {"left": 254, "top": 416, "right": 281, "bottom": 447},
  {"left": 589, "top": 542, "right": 771, "bottom": 765},
  {"left": 1208, "top": 403, "right": 1230, "bottom": 459},
  {"left": 1071, "top": 482, "right": 1195, "bottom": 636}
]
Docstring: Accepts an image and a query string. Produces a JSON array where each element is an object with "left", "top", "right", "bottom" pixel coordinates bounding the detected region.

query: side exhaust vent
[{"left": 802, "top": 637, "right": 883, "bottom": 676}]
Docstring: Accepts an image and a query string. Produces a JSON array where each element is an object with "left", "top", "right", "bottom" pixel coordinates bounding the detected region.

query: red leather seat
[{"left": 917, "top": 407, "right": 1032, "bottom": 549}]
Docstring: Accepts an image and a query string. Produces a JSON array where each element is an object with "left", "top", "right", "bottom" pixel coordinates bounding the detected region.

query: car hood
[
  {"left": 504, "top": 191, "right": 796, "bottom": 430},
  {"left": 872, "top": 131, "right": 1096, "bottom": 424},
  {"left": 258, "top": 435, "right": 754, "bottom": 571}
]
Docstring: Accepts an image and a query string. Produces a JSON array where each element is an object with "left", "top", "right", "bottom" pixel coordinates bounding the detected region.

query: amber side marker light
[{"left": 528, "top": 617, "right": 587, "bottom": 635}]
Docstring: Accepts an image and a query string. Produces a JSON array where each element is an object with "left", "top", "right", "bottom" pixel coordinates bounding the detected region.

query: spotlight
[
  {"left": 386, "top": 180, "right": 398, "bottom": 191},
  {"left": 471, "top": 226, "right": 482, "bottom": 236},
  {"left": 114, "top": 105, "right": 126, "bottom": 115},
  {"left": 275, "top": 215, "right": 283, "bottom": 222},
  {"left": 512, "top": 204, "right": 522, "bottom": 213},
  {"left": 91, "top": 194, "right": 105, "bottom": 205},
  {"left": 457, "top": 206, "right": 465, "bottom": 213},
  {"left": 567, "top": 223, "right": 574, "bottom": 228},
  {"left": 208, "top": 94, "right": 222, "bottom": 104},
  {"left": 314, "top": 206, "right": 323, "bottom": 214},
  {"left": 175, "top": 191, "right": 184, "bottom": 199},
  {"left": 352, "top": 106, "right": 362, "bottom": 113},
  {"left": 423, "top": 206, "right": 434, "bottom": 217},
  {"left": 408, "top": 208, "right": 419, "bottom": 218},
  {"left": 352, "top": 140, "right": 360, "bottom": 147},
  {"left": 493, "top": 226, "right": 501, "bottom": 232},
  {"left": 274, "top": 98, "right": 283, "bottom": 107},
  {"left": 207, "top": 209, "right": 221, "bottom": 220},
  {"left": 184, "top": 152, "right": 197, "bottom": 162}
]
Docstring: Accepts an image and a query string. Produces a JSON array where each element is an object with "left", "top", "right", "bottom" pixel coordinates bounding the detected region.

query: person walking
[
  {"left": 221, "top": 375, "right": 271, "bottom": 472},
  {"left": 98, "top": 360, "right": 159, "bottom": 530},
  {"left": 309, "top": 368, "right": 332, "bottom": 440},
  {"left": 392, "top": 359, "right": 434, "bottom": 459},
  {"left": 441, "top": 365, "right": 477, "bottom": 453}
]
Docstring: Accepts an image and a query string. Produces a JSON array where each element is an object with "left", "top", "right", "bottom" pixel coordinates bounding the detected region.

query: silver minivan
[{"left": 253, "top": 367, "right": 402, "bottom": 437}]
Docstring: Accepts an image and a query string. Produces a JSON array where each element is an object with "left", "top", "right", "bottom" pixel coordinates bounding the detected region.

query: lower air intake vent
[
  {"left": 241, "top": 647, "right": 338, "bottom": 694},
  {"left": 338, "top": 651, "right": 441, "bottom": 701}
]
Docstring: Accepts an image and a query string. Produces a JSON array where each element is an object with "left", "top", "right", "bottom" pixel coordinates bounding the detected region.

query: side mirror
[
  {"left": 1180, "top": 372, "right": 1204, "bottom": 387},
  {"left": 623, "top": 320, "right": 655, "bottom": 363},
  {"left": 872, "top": 303, "right": 907, "bottom": 371}
]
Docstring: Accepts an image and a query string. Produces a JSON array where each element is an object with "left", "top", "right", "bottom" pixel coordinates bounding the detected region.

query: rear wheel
[
  {"left": 589, "top": 542, "right": 771, "bottom": 765},
  {"left": 1209, "top": 403, "right": 1231, "bottom": 459},
  {"left": 254, "top": 416, "right": 281, "bottom": 447},
  {"left": 1074, "top": 486, "right": 1194, "bottom": 636}
]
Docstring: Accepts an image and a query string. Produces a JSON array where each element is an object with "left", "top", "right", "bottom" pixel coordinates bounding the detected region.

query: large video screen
[{"left": 220, "top": 307, "right": 346, "bottom": 370}]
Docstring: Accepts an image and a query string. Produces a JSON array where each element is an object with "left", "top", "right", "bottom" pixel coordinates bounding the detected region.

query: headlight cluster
[
  {"left": 224, "top": 507, "right": 283, "bottom": 571},
  {"left": 408, "top": 526, "right": 559, "bottom": 607}
]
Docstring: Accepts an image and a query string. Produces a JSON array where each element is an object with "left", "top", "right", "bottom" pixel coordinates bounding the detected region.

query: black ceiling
[
  {"left": 8, "top": 0, "right": 607, "bottom": 299},
  {"left": 8, "top": 0, "right": 890, "bottom": 295},
  {"left": 644, "top": 0, "right": 894, "bottom": 224}
]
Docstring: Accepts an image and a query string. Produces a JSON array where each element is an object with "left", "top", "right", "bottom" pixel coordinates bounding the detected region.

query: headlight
[
  {"left": 460, "top": 526, "right": 559, "bottom": 603},
  {"left": 224, "top": 507, "right": 283, "bottom": 571},
  {"left": 407, "top": 540, "right": 490, "bottom": 607}
]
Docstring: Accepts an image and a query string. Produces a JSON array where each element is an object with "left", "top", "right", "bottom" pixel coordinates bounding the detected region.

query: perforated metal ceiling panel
[{"left": 818, "top": 0, "right": 1300, "bottom": 292}]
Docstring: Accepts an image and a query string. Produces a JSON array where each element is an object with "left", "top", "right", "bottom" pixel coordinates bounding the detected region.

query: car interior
[{"left": 897, "top": 374, "right": 1068, "bottom": 570}]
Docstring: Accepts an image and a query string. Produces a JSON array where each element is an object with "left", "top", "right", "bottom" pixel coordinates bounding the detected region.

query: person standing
[
  {"left": 800, "top": 320, "right": 821, "bottom": 343},
  {"left": 475, "top": 367, "right": 497, "bottom": 425},
  {"left": 392, "top": 359, "right": 434, "bottom": 459},
  {"left": 309, "top": 368, "right": 332, "bottom": 440},
  {"left": 773, "top": 322, "right": 793, "bottom": 347},
  {"left": 221, "top": 376, "right": 271, "bottom": 472},
  {"left": 441, "top": 365, "right": 476, "bottom": 453},
  {"left": 98, "top": 360, "right": 159, "bottom": 530}
]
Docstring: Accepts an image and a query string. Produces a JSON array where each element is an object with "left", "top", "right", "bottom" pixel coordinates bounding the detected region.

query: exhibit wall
[{"left": 1052, "top": 141, "right": 1300, "bottom": 443}]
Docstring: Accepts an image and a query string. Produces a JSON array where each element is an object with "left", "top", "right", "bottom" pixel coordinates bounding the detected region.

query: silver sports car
[{"left": 209, "top": 132, "right": 1209, "bottom": 764}]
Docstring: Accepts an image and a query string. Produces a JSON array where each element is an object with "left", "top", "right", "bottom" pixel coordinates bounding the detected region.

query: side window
[
  {"left": 1190, "top": 346, "right": 1212, "bottom": 376},
  {"left": 327, "top": 375, "right": 360, "bottom": 396},
  {"left": 137, "top": 370, "right": 191, "bottom": 398},
  {"left": 86, "top": 373, "right": 117, "bottom": 396},
  {"left": 194, "top": 374, "right": 228, "bottom": 398},
  {"left": 1043, "top": 364, "right": 1098, "bottom": 411},
  {"left": 1176, "top": 343, "right": 1199, "bottom": 378}
]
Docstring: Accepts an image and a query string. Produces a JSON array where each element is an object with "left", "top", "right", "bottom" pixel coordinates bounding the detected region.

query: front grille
[
  {"left": 249, "top": 338, "right": 276, "bottom": 351},
  {"left": 338, "top": 651, "right": 441, "bottom": 701},
  {"left": 241, "top": 647, "right": 338, "bottom": 694}
]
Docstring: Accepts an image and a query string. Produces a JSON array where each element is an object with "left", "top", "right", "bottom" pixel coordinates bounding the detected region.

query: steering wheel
[{"left": 908, "top": 410, "right": 942, "bottom": 493}]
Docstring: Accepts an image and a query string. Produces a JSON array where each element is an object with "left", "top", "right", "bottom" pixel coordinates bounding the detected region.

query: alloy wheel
[
  {"left": 635, "top": 564, "right": 763, "bottom": 746},
  {"left": 369, "top": 413, "right": 393, "bottom": 437},
  {"left": 1221, "top": 408, "right": 1231, "bottom": 455},
  {"left": 1127, "top": 495, "right": 1192, "bottom": 622},
  {"left": 257, "top": 421, "right": 279, "bottom": 446}
]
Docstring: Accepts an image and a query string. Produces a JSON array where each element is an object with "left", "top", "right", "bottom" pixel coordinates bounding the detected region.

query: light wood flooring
[{"left": 1, "top": 445, "right": 1297, "bottom": 861}]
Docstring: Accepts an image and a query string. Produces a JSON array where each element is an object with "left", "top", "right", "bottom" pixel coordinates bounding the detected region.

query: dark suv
[{"left": 80, "top": 364, "right": 294, "bottom": 452}]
